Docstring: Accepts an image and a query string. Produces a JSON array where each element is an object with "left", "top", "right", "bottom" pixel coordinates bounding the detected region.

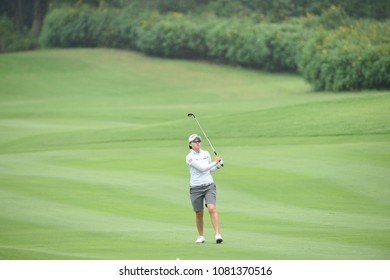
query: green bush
[
  {"left": 205, "top": 19, "right": 309, "bottom": 71},
  {"left": 228, "top": 24, "right": 269, "bottom": 68},
  {"left": 40, "top": 4, "right": 129, "bottom": 48},
  {"left": 108, "top": 7, "right": 144, "bottom": 49},
  {"left": 40, "top": 5, "right": 97, "bottom": 47},
  {"left": 0, "top": 15, "right": 39, "bottom": 52},
  {"left": 136, "top": 12, "right": 208, "bottom": 58},
  {"left": 89, "top": 8, "right": 118, "bottom": 47},
  {"left": 261, "top": 20, "right": 309, "bottom": 72},
  {"left": 298, "top": 21, "right": 390, "bottom": 91},
  {"left": 205, "top": 20, "right": 269, "bottom": 68}
]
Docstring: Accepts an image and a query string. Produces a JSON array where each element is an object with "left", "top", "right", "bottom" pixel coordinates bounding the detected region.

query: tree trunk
[
  {"left": 32, "top": 0, "right": 48, "bottom": 35},
  {"left": 16, "top": 0, "right": 24, "bottom": 30}
]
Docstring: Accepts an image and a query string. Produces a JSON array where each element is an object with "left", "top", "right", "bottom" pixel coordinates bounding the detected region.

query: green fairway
[{"left": 0, "top": 49, "right": 389, "bottom": 260}]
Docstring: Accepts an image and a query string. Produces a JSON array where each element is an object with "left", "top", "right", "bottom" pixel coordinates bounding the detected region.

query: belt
[{"left": 190, "top": 182, "right": 213, "bottom": 188}]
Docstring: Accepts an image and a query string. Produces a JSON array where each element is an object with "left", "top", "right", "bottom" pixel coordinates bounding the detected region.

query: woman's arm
[{"left": 190, "top": 160, "right": 218, "bottom": 172}]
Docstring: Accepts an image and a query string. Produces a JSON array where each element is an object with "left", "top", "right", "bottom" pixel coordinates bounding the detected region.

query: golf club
[{"left": 187, "top": 113, "right": 223, "bottom": 166}]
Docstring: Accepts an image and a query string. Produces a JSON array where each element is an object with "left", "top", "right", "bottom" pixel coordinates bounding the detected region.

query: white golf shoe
[
  {"left": 195, "top": 236, "right": 205, "bottom": 243},
  {"left": 215, "top": 234, "right": 223, "bottom": 244}
]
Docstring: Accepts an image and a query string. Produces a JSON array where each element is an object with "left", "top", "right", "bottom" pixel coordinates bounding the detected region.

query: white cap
[{"left": 188, "top": 134, "right": 202, "bottom": 143}]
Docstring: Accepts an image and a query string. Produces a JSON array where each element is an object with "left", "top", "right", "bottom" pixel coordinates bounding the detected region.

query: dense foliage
[
  {"left": 298, "top": 20, "right": 390, "bottom": 91},
  {"left": 0, "top": 15, "right": 39, "bottom": 52},
  {"left": 2, "top": 0, "right": 390, "bottom": 91}
]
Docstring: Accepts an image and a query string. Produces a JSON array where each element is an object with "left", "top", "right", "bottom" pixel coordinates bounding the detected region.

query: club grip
[{"left": 214, "top": 151, "right": 224, "bottom": 167}]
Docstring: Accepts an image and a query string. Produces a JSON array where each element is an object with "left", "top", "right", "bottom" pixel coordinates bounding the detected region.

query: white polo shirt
[{"left": 186, "top": 149, "right": 219, "bottom": 187}]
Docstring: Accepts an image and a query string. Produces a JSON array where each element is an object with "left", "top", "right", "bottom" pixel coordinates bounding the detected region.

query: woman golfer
[{"left": 186, "top": 134, "right": 224, "bottom": 244}]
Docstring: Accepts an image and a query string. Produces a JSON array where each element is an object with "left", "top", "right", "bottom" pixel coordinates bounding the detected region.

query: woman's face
[{"left": 190, "top": 138, "right": 202, "bottom": 151}]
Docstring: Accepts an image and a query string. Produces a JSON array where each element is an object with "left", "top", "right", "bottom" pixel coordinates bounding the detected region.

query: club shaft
[{"left": 193, "top": 117, "right": 217, "bottom": 155}]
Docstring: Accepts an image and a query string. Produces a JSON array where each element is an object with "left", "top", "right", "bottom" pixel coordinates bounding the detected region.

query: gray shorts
[{"left": 190, "top": 183, "right": 216, "bottom": 212}]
